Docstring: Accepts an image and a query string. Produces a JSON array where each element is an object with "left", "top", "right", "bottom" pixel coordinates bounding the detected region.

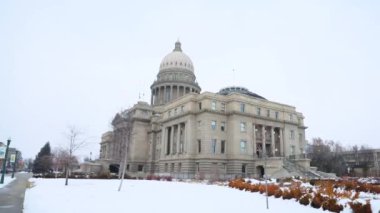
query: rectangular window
[
  {"left": 181, "top": 105, "right": 184, "bottom": 113},
  {"left": 257, "top": 107, "right": 261, "bottom": 116},
  {"left": 211, "top": 120, "right": 217, "bottom": 130},
  {"left": 174, "top": 108, "right": 177, "bottom": 115},
  {"left": 198, "top": 120, "right": 202, "bottom": 128},
  {"left": 221, "top": 140, "right": 225, "bottom": 154},
  {"left": 178, "top": 163, "right": 182, "bottom": 172},
  {"left": 299, "top": 133, "right": 303, "bottom": 143},
  {"left": 196, "top": 163, "right": 200, "bottom": 172},
  {"left": 290, "top": 114, "right": 293, "bottom": 121},
  {"left": 221, "top": 121, "right": 226, "bottom": 132},
  {"left": 199, "top": 102, "right": 202, "bottom": 110},
  {"left": 290, "top": 130, "right": 295, "bottom": 139},
  {"left": 170, "top": 163, "right": 174, "bottom": 172},
  {"left": 240, "top": 103, "right": 245, "bottom": 112},
  {"left": 164, "top": 163, "right": 168, "bottom": 172},
  {"left": 221, "top": 102, "right": 226, "bottom": 112},
  {"left": 211, "top": 139, "right": 217, "bottom": 154},
  {"left": 242, "top": 164, "right": 247, "bottom": 173},
  {"left": 240, "top": 140, "right": 247, "bottom": 153},
  {"left": 240, "top": 122, "right": 246, "bottom": 132},
  {"left": 211, "top": 100, "right": 216, "bottom": 110},
  {"left": 275, "top": 112, "right": 279, "bottom": 120},
  {"left": 198, "top": 139, "right": 201, "bottom": 153},
  {"left": 267, "top": 109, "right": 270, "bottom": 117},
  {"left": 138, "top": 165, "right": 144, "bottom": 172}
]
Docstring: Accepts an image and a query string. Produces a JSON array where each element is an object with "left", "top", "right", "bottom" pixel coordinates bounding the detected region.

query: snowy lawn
[
  {"left": 0, "top": 175, "right": 16, "bottom": 189},
  {"left": 24, "top": 178, "right": 380, "bottom": 213}
]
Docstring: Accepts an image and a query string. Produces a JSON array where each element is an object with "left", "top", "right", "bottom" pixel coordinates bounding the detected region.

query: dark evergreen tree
[{"left": 32, "top": 142, "right": 53, "bottom": 174}]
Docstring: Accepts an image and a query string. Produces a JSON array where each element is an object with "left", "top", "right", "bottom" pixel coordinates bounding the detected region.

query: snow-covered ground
[
  {"left": 24, "top": 178, "right": 380, "bottom": 213},
  {"left": 0, "top": 175, "right": 16, "bottom": 189}
]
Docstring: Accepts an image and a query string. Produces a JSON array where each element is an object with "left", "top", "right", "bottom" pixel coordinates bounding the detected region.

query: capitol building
[{"left": 97, "top": 41, "right": 312, "bottom": 179}]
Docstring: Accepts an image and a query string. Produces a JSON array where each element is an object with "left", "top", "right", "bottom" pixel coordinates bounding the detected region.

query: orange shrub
[
  {"left": 311, "top": 193, "right": 325, "bottom": 209},
  {"left": 267, "top": 184, "right": 279, "bottom": 197},
  {"left": 290, "top": 187, "right": 303, "bottom": 200},
  {"left": 369, "top": 185, "right": 380, "bottom": 194},
  {"left": 299, "top": 194, "right": 311, "bottom": 206},
  {"left": 349, "top": 201, "right": 372, "bottom": 213},
  {"left": 274, "top": 189, "right": 283, "bottom": 198},
  {"left": 258, "top": 184, "right": 266, "bottom": 194},
  {"left": 322, "top": 198, "right": 343, "bottom": 213},
  {"left": 357, "top": 183, "right": 371, "bottom": 193},
  {"left": 282, "top": 189, "right": 292, "bottom": 200}
]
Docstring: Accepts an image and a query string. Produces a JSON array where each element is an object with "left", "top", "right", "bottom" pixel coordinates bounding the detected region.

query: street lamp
[
  {"left": 264, "top": 152, "right": 269, "bottom": 209},
  {"left": 11, "top": 150, "right": 19, "bottom": 178},
  {"left": 0, "top": 138, "right": 11, "bottom": 184}
]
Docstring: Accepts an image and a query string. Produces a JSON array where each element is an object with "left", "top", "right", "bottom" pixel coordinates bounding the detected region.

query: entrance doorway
[
  {"left": 256, "top": 166, "right": 265, "bottom": 178},
  {"left": 109, "top": 164, "right": 120, "bottom": 173}
]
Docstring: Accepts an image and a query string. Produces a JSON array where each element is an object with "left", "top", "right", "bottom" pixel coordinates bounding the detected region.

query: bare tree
[{"left": 64, "top": 126, "right": 86, "bottom": 186}]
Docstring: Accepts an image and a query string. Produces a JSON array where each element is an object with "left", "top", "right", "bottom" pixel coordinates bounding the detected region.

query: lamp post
[
  {"left": 11, "top": 151, "right": 18, "bottom": 178},
  {"left": 264, "top": 152, "right": 269, "bottom": 209},
  {"left": 0, "top": 138, "right": 11, "bottom": 184}
]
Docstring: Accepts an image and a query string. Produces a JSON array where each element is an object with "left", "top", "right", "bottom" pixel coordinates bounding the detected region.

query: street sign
[
  {"left": 0, "top": 147, "right": 5, "bottom": 159},
  {"left": 10, "top": 154, "right": 16, "bottom": 163}
]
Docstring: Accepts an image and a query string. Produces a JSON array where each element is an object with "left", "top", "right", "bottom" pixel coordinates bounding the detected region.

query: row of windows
[
  {"left": 208, "top": 101, "right": 298, "bottom": 122},
  {"left": 202, "top": 120, "right": 301, "bottom": 141},
  {"left": 197, "top": 139, "right": 226, "bottom": 154},
  {"left": 164, "top": 163, "right": 182, "bottom": 172}
]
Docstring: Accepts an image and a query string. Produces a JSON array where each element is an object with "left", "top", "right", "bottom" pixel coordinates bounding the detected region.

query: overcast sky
[{"left": 1, "top": 0, "right": 379, "bottom": 160}]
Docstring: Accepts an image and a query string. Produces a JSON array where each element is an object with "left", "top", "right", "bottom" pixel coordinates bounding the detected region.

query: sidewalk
[{"left": 0, "top": 173, "right": 32, "bottom": 213}]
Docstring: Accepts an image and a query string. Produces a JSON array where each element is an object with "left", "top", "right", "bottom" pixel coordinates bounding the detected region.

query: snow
[
  {"left": 0, "top": 175, "right": 16, "bottom": 188},
  {"left": 24, "top": 178, "right": 380, "bottom": 213}
]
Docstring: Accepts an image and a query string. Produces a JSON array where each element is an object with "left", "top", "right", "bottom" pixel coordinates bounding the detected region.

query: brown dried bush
[
  {"left": 322, "top": 198, "right": 343, "bottom": 213},
  {"left": 299, "top": 194, "right": 311, "bottom": 206},
  {"left": 349, "top": 201, "right": 372, "bottom": 213},
  {"left": 274, "top": 189, "right": 283, "bottom": 198},
  {"left": 282, "top": 189, "right": 292, "bottom": 200}
]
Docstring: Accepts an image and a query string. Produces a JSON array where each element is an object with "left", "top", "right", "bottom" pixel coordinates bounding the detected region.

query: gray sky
[{"left": 1, "top": 0, "right": 379, "bottom": 160}]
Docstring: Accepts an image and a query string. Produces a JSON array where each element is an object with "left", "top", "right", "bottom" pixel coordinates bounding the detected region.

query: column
[
  {"left": 176, "top": 124, "right": 180, "bottom": 154},
  {"left": 164, "top": 86, "right": 167, "bottom": 103},
  {"left": 280, "top": 128, "right": 284, "bottom": 157},
  {"left": 170, "top": 125, "right": 174, "bottom": 155},
  {"left": 183, "top": 123, "right": 187, "bottom": 153},
  {"left": 156, "top": 88, "right": 159, "bottom": 105},
  {"left": 170, "top": 85, "right": 173, "bottom": 102},
  {"left": 176, "top": 85, "right": 180, "bottom": 99},
  {"left": 162, "top": 127, "right": 167, "bottom": 156},
  {"left": 151, "top": 89, "right": 154, "bottom": 105},
  {"left": 262, "top": 126, "right": 266, "bottom": 157},
  {"left": 159, "top": 87, "right": 163, "bottom": 104},
  {"left": 271, "top": 127, "right": 275, "bottom": 157},
  {"left": 253, "top": 124, "right": 257, "bottom": 158}
]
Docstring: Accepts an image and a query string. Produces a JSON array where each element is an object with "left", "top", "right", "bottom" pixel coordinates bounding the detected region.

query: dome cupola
[
  {"left": 159, "top": 41, "right": 194, "bottom": 73},
  {"left": 151, "top": 41, "right": 201, "bottom": 106}
]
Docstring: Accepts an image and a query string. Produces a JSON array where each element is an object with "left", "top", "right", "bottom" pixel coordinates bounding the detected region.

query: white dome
[{"left": 159, "top": 41, "right": 194, "bottom": 73}]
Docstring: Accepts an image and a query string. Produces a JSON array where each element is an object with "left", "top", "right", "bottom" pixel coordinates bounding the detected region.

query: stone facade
[
  {"left": 98, "top": 41, "right": 309, "bottom": 179},
  {"left": 342, "top": 149, "right": 380, "bottom": 177}
]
